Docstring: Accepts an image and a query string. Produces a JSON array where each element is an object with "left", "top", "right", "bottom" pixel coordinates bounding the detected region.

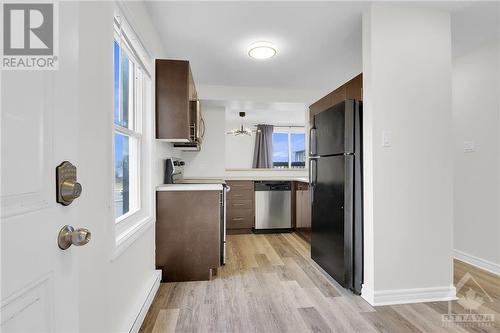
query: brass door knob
[{"left": 58, "top": 225, "right": 91, "bottom": 250}]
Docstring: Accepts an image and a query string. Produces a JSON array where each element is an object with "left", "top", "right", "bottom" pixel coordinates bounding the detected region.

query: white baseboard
[
  {"left": 362, "top": 285, "right": 456, "bottom": 306},
  {"left": 130, "top": 270, "right": 162, "bottom": 333},
  {"left": 361, "top": 285, "right": 375, "bottom": 305},
  {"left": 454, "top": 249, "right": 500, "bottom": 276}
]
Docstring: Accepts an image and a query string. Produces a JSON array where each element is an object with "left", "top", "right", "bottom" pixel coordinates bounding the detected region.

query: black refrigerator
[{"left": 309, "top": 99, "right": 363, "bottom": 294}]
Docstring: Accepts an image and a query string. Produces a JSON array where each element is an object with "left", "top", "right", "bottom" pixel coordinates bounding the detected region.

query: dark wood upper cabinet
[
  {"left": 155, "top": 59, "right": 198, "bottom": 142},
  {"left": 310, "top": 73, "right": 363, "bottom": 119},
  {"left": 345, "top": 73, "right": 363, "bottom": 102}
]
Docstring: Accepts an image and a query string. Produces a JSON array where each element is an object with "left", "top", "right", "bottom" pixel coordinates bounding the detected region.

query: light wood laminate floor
[{"left": 140, "top": 233, "right": 500, "bottom": 333}]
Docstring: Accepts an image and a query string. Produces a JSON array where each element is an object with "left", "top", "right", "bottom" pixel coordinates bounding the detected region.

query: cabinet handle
[
  {"left": 233, "top": 203, "right": 245, "bottom": 206},
  {"left": 232, "top": 194, "right": 243, "bottom": 197},
  {"left": 231, "top": 218, "right": 244, "bottom": 221}
]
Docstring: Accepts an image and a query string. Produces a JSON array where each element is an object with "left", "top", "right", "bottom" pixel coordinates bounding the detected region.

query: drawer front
[
  {"left": 226, "top": 180, "right": 254, "bottom": 191},
  {"left": 227, "top": 216, "right": 253, "bottom": 229},
  {"left": 226, "top": 199, "right": 253, "bottom": 210},
  {"left": 227, "top": 189, "right": 253, "bottom": 201},
  {"left": 227, "top": 208, "right": 254, "bottom": 229}
]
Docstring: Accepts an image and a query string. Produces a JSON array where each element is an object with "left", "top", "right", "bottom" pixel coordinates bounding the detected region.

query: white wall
[
  {"left": 183, "top": 106, "right": 227, "bottom": 177},
  {"left": 183, "top": 106, "right": 308, "bottom": 179},
  {"left": 453, "top": 41, "right": 500, "bottom": 272},
  {"left": 77, "top": 1, "right": 177, "bottom": 331},
  {"left": 198, "top": 84, "right": 323, "bottom": 105},
  {"left": 362, "top": 3, "right": 455, "bottom": 304}
]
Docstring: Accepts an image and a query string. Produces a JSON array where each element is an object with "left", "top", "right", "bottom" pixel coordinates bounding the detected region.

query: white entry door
[{"left": 1, "top": 3, "right": 83, "bottom": 331}]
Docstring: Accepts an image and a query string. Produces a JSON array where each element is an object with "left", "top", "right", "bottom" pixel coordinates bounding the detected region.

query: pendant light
[{"left": 227, "top": 112, "right": 257, "bottom": 136}]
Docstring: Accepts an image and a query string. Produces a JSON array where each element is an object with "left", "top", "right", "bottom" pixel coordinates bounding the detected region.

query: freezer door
[
  {"left": 313, "top": 100, "right": 355, "bottom": 156},
  {"left": 311, "top": 155, "right": 354, "bottom": 289}
]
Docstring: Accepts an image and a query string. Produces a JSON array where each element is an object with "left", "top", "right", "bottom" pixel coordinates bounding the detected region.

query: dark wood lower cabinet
[
  {"left": 226, "top": 180, "right": 254, "bottom": 233},
  {"left": 224, "top": 180, "right": 311, "bottom": 239},
  {"left": 156, "top": 190, "right": 220, "bottom": 282}
]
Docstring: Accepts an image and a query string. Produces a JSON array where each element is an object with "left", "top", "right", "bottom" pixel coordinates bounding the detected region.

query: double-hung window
[
  {"left": 272, "top": 127, "right": 306, "bottom": 168},
  {"left": 114, "top": 39, "right": 142, "bottom": 220},
  {"left": 113, "top": 12, "right": 153, "bottom": 250}
]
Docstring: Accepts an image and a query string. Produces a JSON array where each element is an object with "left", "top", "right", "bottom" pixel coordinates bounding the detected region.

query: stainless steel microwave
[{"left": 173, "top": 99, "right": 205, "bottom": 151}]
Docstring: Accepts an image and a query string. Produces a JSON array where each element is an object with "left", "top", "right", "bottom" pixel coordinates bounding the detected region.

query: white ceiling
[
  {"left": 449, "top": 1, "right": 500, "bottom": 57},
  {"left": 146, "top": 1, "right": 365, "bottom": 91},
  {"left": 146, "top": 1, "right": 499, "bottom": 92}
]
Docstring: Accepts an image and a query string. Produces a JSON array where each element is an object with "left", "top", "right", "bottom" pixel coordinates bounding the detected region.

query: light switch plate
[
  {"left": 382, "top": 131, "right": 392, "bottom": 148},
  {"left": 463, "top": 141, "right": 475, "bottom": 153}
]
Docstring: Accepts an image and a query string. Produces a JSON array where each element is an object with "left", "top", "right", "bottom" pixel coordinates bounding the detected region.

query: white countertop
[
  {"left": 156, "top": 184, "right": 224, "bottom": 191},
  {"left": 182, "top": 178, "right": 226, "bottom": 185}
]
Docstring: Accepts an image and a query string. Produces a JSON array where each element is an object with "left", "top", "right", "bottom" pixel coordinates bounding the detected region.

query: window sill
[
  {"left": 115, "top": 208, "right": 140, "bottom": 224},
  {"left": 112, "top": 215, "right": 154, "bottom": 261}
]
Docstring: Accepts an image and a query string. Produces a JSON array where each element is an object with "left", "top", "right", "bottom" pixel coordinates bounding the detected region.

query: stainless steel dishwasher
[{"left": 254, "top": 181, "right": 292, "bottom": 232}]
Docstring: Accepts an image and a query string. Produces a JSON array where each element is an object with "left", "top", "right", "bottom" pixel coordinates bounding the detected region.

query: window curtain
[{"left": 252, "top": 124, "right": 274, "bottom": 168}]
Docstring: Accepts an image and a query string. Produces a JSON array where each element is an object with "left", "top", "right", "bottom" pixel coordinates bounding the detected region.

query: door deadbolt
[{"left": 56, "top": 161, "right": 82, "bottom": 205}]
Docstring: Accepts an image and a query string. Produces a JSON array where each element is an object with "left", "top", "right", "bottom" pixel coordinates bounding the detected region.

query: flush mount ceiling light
[{"left": 247, "top": 41, "right": 277, "bottom": 60}]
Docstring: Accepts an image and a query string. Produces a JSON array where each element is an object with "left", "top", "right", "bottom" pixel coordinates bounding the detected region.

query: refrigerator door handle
[
  {"left": 309, "top": 158, "right": 318, "bottom": 204},
  {"left": 309, "top": 157, "right": 319, "bottom": 185},
  {"left": 309, "top": 127, "right": 317, "bottom": 156},
  {"left": 309, "top": 159, "right": 313, "bottom": 187},
  {"left": 310, "top": 186, "right": 314, "bottom": 205}
]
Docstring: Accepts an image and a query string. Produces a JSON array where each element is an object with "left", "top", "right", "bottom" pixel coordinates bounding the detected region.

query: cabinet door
[
  {"left": 155, "top": 59, "right": 191, "bottom": 141},
  {"left": 156, "top": 191, "right": 220, "bottom": 282}
]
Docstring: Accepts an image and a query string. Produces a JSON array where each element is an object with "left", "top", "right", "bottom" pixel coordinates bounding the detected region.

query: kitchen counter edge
[{"left": 156, "top": 184, "right": 224, "bottom": 191}]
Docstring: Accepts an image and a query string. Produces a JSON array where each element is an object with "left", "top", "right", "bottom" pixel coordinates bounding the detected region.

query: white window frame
[
  {"left": 273, "top": 126, "right": 307, "bottom": 169},
  {"left": 112, "top": 8, "right": 154, "bottom": 259},
  {"left": 114, "top": 37, "right": 142, "bottom": 223}
]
